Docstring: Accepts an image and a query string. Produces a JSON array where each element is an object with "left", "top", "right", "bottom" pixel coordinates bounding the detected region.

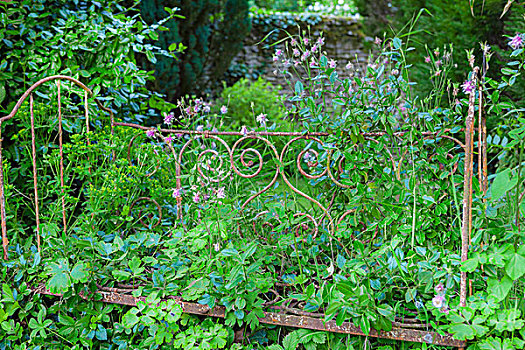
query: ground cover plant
[{"left": 1, "top": 4, "right": 525, "bottom": 350}]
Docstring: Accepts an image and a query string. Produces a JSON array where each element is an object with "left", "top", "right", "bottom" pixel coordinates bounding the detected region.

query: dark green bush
[{"left": 139, "top": 0, "right": 252, "bottom": 101}]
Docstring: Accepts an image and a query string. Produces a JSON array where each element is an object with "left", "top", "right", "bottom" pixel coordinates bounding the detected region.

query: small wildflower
[
  {"left": 172, "top": 188, "right": 182, "bottom": 198},
  {"left": 345, "top": 61, "right": 353, "bottom": 70},
  {"left": 432, "top": 295, "right": 445, "bottom": 308},
  {"left": 461, "top": 80, "right": 476, "bottom": 94},
  {"left": 273, "top": 55, "right": 279, "bottom": 62},
  {"left": 291, "top": 38, "right": 297, "bottom": 46},
  {"left": 440, "top": 306, "right": 450, "bottom": 315},
  {"left": 423, "top": 334, "right": 433, "bottom": 344},
  {"left": 425, "top": 56, "right": 431, "bottom": 63},
  {"left": 213, "top": 242, "right": 220, "bottom": 252},
  {"left": 203, "top": 104, "right": 211, "bottom": 113},
  {"left": 415, "top": 300, "right": 423, "bottom": 309},
  {"left": 509, "top": 33, "right": 524, "bottom": 50},
  {"left": 434, "top": 48, "right": 440, "bottom": 56},
  {"left": 310, "top": 59, "right": 316, "bottom": 68},
  {"left": 434, "top": 70, "right": 442, "bottom": 77},
  {"left": 216, "top": 187, "right": 226, "bottom": 199},
  {"left": 293, "top": 48, "right": 300, "bottom": 57},
  {"left": 196, "top": 125, "right": 204, "bottom": 132},
  {"left": 328, "top": 59, "right": 337, "bottom": 68},
  {"left": 317, "top": 37, "right": 325, "bottom": 46},
  {"left": 220, "top": 105, "right": 228, "bottom": 114},
  {"left": 256, "top": 113, "right": 267, "bottom": 126},
  {"left": 165, "top": 136, "right": 173, "bottom": 143},
  {"left": 392, "top": 69, "right": 399, "bottom": 75},
  {"left": 304, "top": 38, "right": 309, "bottom": 45},
  {"left": 193, "top": 192, "right": 200, "bottom": 203},
  {"left": 283, "top": 59, "right": 292, "bottom": 68},
  {"left": 435, "top": 59, "right": 442, "bottom": 67},
  {"left": 311, "top": 44, "right": 318, "bottom": 52},
  {"left": 164, "top": 112, "right": 174, "bottom": 125},
  {"left": 240, "top": 125, "right": 248, "bottom": 136},
  {"left": 434, "top": 283, "right": 445, "bottom": 294},
  {"left": 374, "top": 37, "right": 382, "bottom": 45},
  {"left": 146, "top": 129, "right": 156, "bottom": 138},
  {"left": 275, "top": 49, "right": 283, "bottom": 56}
]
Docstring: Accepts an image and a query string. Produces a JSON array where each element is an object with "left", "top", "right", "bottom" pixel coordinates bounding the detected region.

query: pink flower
[
  {"left": 220, "top": 105, "right": 228, "bottom": 114},
  {"left": 311, "top": 44, "right": 318, "bottom": 52},
  {"left": 276, "top": 49, "right": 283, "bottom": 56},
  {"left": 283, "top": 59, "right": 292, "bottom": 68},
  {"left": 146, "top": 129, "right": 156, "bottom": 138},
  {"left": 216, "top": 187, "right": 226, "bottom": 199},
  {"left": 435, "top": 59, "right": 442, "bottom": 66},
  {"left": 165, "top": 136, "right": 173, "bottom": 143},
  {"left": 434, "top": 283, "right": 445, "bottom": 294},
  {"left": 256, "top": 113, "right": 267, "bottom": 126},
  {"left": 317, "top": 37, "right": 325, "bottom": 46},
  {"left": 432, "top": 295, "right": 445, "bottom": 308},
  {"left": 462, "top": 80, "right": 476, "bottom": 94},
  {"left": 304, "top": 38, "right": 309, "bottom": 45},
  {"left": 374, "top": 37, "right": 382, "bottom": 45},
  {"left": 509, "top": 33, "right": 524, "bottom": 49},
  {"left": 310, "top": 60, "right": 316, "bottom": 68},
  {"left": 425, "top": 56, "right": 431, "bottom": 63},
  {"left": 172, "top": 188, "right": 182, "bottom": 198},
  {"left": 293, "top": 49, "right": 300, "bottom": 57},
  {"left": 203, "top": 105, "right": 211, "bottom": 113},
  {"left": 434, "top": 49, "right": 440, "bottom": 56},
  {"left": 291, "top": 38, "right": 297, "bottom": 46},
  {"left": 294, "top": 60, "right": 300, "bottom": 67},
  {"left": 193, "top": 192, "right": 200, "bottom": 203},
  {"left": 328, "top": 59, "right": 337, "bottom": 68},
  {"left": 164, "top": 112, "right": 174, "bottom": 125},
  {"left": 345, "top": 61, "right": 353, "bottom": 70},
  {"left": 240, "top": 125, "right": 248, "bottom": 136},
  {"left": 273, "top": 56, "right": 279, "bottom": 62}
]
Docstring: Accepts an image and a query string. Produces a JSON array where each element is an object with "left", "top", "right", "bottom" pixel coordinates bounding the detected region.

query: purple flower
[
  {"left": 435, "top": 59, "right": 442, "bottom": 67},
  {"left": 311, "top": 44, "right": 318, "bottom": 52},
  {"left": 432, "top": 295, "right": 445, "bottom": 308},
  {"left": 317, "top": 37, "right": 325, "bottom": 46},
  {"left": 283, "top": 59, "right": 292, "bottom": 68},
  {"left": 146, "top": 129, "right": 156, "bottom": 138},
  {"left": 216, "top": 187, "right": 226, "bottom": 199},
  {"left": 273, "top": 55, "right": 279, "bottom": 62},
  {"left": 425, "top": 56, "right": 431, "bottom": 63},
  {"left": 203, "top": 105, "right": 211, "bottom": 113},
  {"left": 193, "top": 192, "right": 200, "bottom": 203},
  {"left": 462, "top": 80, "right": 476, "bottom": 94},
  {"left": 256, "top": 113, "right": 267, "bottom": 126},
  {"left": 240, "top": 125, "right": 248, "bottom": 136},
  {"left": 304, "top": 38, "right": 309, "bottom": 45},
  {"left": 328, "top": 59, "right": 337, "bottom": 68},
  {"left": 509, "top": 33, "right": 524, "bottom": 50},
  {"left": 291, "top": 38, "right": 297, "bottom": 46},
  {"left": 293, "top": 49, "right": 300, "bottom": 57},
  {"left": 220, "top": 105, "right": 228, "bottom": 114},
  {"left": 172, "top": 188, "right": 182, "bottom": 198},
  {"left": 164, "top": 112, "right": 174, "bottom": 125},
  {"left": 165, "top": 136, "right": 173, "bottom": 143},
  {"left": 275, "top": 49, "right": 283, "bottom": 56}
]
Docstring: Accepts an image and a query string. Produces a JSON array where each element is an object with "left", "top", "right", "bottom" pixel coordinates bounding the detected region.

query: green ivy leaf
[
  {"left": 505, "top": 253, "right": 525, "bottom": 280},
  {"left": 487, "top": 276, "right": 513, "bottom": 302}
]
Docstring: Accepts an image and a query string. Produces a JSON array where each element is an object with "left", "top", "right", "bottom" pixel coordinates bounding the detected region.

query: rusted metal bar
[
  {"left": 0, "top": 121, "right": 7, "bottom": 260},
  {"left": 460, "top": 67, "right": 479, "bottom": 307},
  {"left": 30, "top": 94, "right": 42, "bottom": 252},
  {"left": 32, "top": 285, "right": 466, "bottom": 348},
  {"left": 57, "top": 81, "right": 67, "bottom": 234}
]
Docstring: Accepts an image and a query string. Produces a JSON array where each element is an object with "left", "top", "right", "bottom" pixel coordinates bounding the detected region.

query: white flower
[{"left": 256, "top": 113, "right": 267, "bottom": 126}]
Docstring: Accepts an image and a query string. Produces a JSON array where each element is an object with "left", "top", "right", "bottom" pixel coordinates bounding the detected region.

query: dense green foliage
[
  {"left": 139, "top": 0, "right": 251, "bottom": 100},
  {"left": 0, "top": 0, "right": 180, "bottom": 122}
]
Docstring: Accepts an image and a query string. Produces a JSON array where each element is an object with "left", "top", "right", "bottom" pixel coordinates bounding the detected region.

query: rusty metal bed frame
[{"left": 0, "top": 75, "right": 486, "bottom": 348}]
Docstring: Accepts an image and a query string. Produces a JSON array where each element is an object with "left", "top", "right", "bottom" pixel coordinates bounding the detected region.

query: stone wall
[{"left": 229, "top": 13, "right": 369, "bottom": 93}]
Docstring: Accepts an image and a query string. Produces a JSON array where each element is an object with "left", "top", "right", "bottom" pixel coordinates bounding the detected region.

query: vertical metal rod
[
  {"left": 460, "top": 67, "right": 479, "bottom": 307},
  {"left": 0, "top": 121, "right": 7, "bottom": 260},
  {"left": 57, "top": 81, "right": 67, "bottom": 233},
  {"left": 30, "top": 94, "right": 41, "bottom": 252}
]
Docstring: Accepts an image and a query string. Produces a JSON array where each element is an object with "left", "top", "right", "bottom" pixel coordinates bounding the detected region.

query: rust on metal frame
[
  {"left": 1, "top": 75, "right": 484, "bottom": 348},
  {"left": 32, "top": 284, "right": 466, "bottom": 348}
]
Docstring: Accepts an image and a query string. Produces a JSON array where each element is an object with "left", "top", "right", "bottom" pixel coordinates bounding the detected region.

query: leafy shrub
[
  {"left": 219, "top": 77, "right": 288, "bottom": 128},
  {"left": 0, "top": 0, "right": 179, "bottom": 122}
]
